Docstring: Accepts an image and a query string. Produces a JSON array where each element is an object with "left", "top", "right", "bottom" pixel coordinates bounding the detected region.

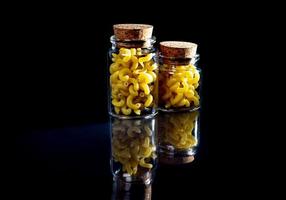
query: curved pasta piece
[
  {"left": 147, "top": 71, "right": 157, "bottom": 81},
  {"left": 134, "top": 109, "right": 141, "bottom": 115},
  {"left": 110, "top": 71, "right": 120, "bottom": 83},
  {"left": 144, "top": 125, "right": 152, "bottom": 136},
  {"left": 121, "top": 106, "right": 132, "bottom": 115},
  {"left": 139, "top": 158, "right": 153, "bottom": 168},
  {"left": 169, "top": 82, "right": 180, "bottom": 92},
  {"left": 127, "top": 95, "right": 141, "bottom": 110},
  {"left": 114, "top": 82, "right": 128, "bottom": 91},
  {"left": 131, "top": 56, "right": 139, "bottom": 70},
  {"left": 119, "top": 89, "right": 129, "bottom": 97},
  {"left": 136, "top": 48, "right": 142, "bottom": 55},
  {"left": 118, "top": 68, "right": 130, "bottom": 82},
  {"left": 112, "top": 97, "right": 125, "bottom": 107},
  {"left": 109, "top": 63, "right": 119, "bottom": 74},
  {"left": 129, "top": 85, "right": 138, "bottom": 96},
  {"left": 189, "top": 96, "right": 199, "bottom": 106},
  {"left": 119, "top": 48, "right": 131, "bottom": 56},
  {"left": 143, "top": 137, "right": 150, "bottom": 148},
  {"left": 144, "top": 94, "right": 153, "bottom": 107},
  {"left": 128, "top": 78, "right": 139, "bottom": 91},
  {"left": 140, "top": 83, "right": 150, "bottom": 95},
  {"left": 138, "top": 72, "right": 153, "bottom": 84},
  {"left": 127, "top": 126, "right": 141, "bottom": 137},
  {"left": 170, "top": 93, "right": 184, "bottom": 105},
  {"left": 146, "top": 63, "right": 158, "bottom": 71},
  {"left": 130, "top": 48, "right": 136, "bottom": 55},
  {"left": 139, "top": 53, "right": 153, "bottom": 63},
  {"left": 185, "top": 90, "right": 195, "bottom": 99},
  {"left": 166, "top": 77, "right": 178, "bottom": 87}
]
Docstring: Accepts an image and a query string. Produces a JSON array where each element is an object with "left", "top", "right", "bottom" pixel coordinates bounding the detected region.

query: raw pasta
[
  {"left": 112, "top": 119, "right": 156, "bottom": 175},
  {"left": 110, "top": 48, "right": 157, "bottom": 116}
]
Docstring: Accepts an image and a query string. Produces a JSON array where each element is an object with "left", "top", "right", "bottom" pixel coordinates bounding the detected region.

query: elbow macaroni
[
  {"left": 159, "top": 64, "right": 200, "bottom": 109},
  {"left": 109, "top": 48, "right": 157, "bottom": 116},
  {"left": 112, "top": 119, "right": 156, "bottom": 176},
  {"left": 159, "top": 111, "right": 198, "bottom": 150}
]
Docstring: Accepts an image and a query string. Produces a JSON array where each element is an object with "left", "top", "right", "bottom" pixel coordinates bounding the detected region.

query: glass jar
[
  {"left": 158, "top": 41, "right": 201, "bottom": 112},
  {"left": 108, "top": 24, "right": 158, "bottom": 119},
  {"left": 158, "top": 110, "right": 199, "bottom": 163},
  {"left": 110, "top": 116, "right": 157, "bottom": 184}
]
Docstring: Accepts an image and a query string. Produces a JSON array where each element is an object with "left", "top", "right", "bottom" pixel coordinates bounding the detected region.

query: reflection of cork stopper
[
  {"left": 116, "top": 169, "right": 152, "bottom": 185},
  {"left": 113, "top": 24, "right": 153, "bottom": 41},
  {"left": 159, "top": 154, "right": 195, "bottom": 165},
  {"left": 160, "top": 41, "right": 198, "bottom": 58}
]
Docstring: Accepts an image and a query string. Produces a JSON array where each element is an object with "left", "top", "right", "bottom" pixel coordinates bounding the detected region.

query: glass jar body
[
  {"left": 158, "top": 55, "right": 201, "bottom": 112},
  {"left": 108, "top": 36, "right": 158, "bottom": 119}
]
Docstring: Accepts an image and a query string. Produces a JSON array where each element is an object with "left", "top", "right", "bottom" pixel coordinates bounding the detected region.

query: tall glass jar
[
  {"left": 158, "top": 41, "right": 201, "bottom": 112},
  {"left": 158, "top": 110, "right": 199, "bottom": 164},
  {"left": 108, "top": 24, "right": 158, "bottom": 119},
  {"left": 110, "top": 116, "right": 157, "bottom": 184}
]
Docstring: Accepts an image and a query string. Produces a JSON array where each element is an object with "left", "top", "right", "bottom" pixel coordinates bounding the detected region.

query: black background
[
  {"left": 10, "top": 2, "right": 270, "bottom": 199},
  {"left": 15, "top": 8, "right": 232, "bottom": 129}
]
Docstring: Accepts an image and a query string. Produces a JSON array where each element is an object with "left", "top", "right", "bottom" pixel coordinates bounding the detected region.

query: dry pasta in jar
[
  {"left": 158, "top": 110, "right": 199, "bottom": 160},
  {"left": 108, "top": 24, "right": 158, "bottom": 119},
  {"left": 110, "top": 116, "right": 157, "bottom": 183},
  {"left": 158, "top": 41, "right": 201, "bottom": 112}
]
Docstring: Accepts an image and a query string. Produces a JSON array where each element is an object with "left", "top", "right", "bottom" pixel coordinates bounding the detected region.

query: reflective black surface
[
  {"left": 10, "top": 5, "right": 246, "bottom": 198},
  {"left": 14, "top": 110, "right": 211, "bottom": 199}
]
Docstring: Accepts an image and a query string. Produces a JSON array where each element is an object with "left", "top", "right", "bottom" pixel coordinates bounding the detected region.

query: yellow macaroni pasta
[
  {"left": 159, "top": 111, "right": 198, "bottom": 150},
  {"left": 159, "top": 64, "right": 200, "bottom": 110},
  {"left": 109, "top": 48, "right": 157, "bottom": 116},
  {"left": 112, "top": 119, "right": 156, "bottom": 176}
]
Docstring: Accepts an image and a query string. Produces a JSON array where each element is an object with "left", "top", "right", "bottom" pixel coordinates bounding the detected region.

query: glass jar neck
[
  {"left": 110, "top": 35, "right": 156, "bottom": 49},
  {"left": 159, "top": 53, "right": 199, "bottom": 66}
]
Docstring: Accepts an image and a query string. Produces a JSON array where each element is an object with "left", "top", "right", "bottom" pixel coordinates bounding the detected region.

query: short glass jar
[
  {"left": 108, "top": 24, "right": 158, "bottom": 119},
  {"left": 158, "top": 41, "right": 201, "bottom": 112}
]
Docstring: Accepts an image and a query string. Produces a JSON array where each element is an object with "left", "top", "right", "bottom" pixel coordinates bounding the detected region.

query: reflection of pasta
[
  {"left": 110, "top": 48, "right": 157, "bottom": 116},
  {"left": 159, "top": 64, "right": 200, "bottom": 109},
  {"left": 159, "top": 111, "right": 198, "bottom": 149},
  {"left": 112, "top": 119, "right": 156, "bottom": 175}
]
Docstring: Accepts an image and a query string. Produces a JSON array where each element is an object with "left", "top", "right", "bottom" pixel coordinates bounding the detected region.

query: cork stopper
[
  {"left": 160, "top": 41, "right": 198, "bottom": 58},
  {"left": 113, "top": 24, "right": 153, "bottom": 41}
]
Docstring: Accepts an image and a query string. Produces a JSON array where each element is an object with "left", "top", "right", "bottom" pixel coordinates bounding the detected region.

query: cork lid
[
  {"left": 160, "top": 41, "right": 198, "bottom": 58},
  {"left": 113, "top": 24, "right": 153, "bottom": 41}
]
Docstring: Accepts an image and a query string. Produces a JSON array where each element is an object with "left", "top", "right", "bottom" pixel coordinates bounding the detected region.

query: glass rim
[{"left": 110, "top": 35, "right": 156, "bottom": 44}]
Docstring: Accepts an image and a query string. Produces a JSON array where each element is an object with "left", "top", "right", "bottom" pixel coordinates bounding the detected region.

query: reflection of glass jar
[
  {"left": 158, "top": 41, "right": 201, "bottom": 112},
  {"left": 112, "top": 177, "right": 152, "bottom": 200},
  {"left": 110, "top": 116, "right": 157, "bottom": 184},
  {"left": 158, "top": 110, "right": 199, "bottom": 161},
  {"left": 108, "top": 24, "right": 158, "bottom": 119}
]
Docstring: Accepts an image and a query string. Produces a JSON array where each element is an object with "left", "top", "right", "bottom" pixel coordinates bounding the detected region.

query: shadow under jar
[
  {"left": 158, "top": 41, "right": 201, "bottom": 112},
  {"left": 110, "top": 116, "right": 157, "bottom": 185},
  {"left": 108, "top": 24, "right": 158, "bottom": 119}
]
